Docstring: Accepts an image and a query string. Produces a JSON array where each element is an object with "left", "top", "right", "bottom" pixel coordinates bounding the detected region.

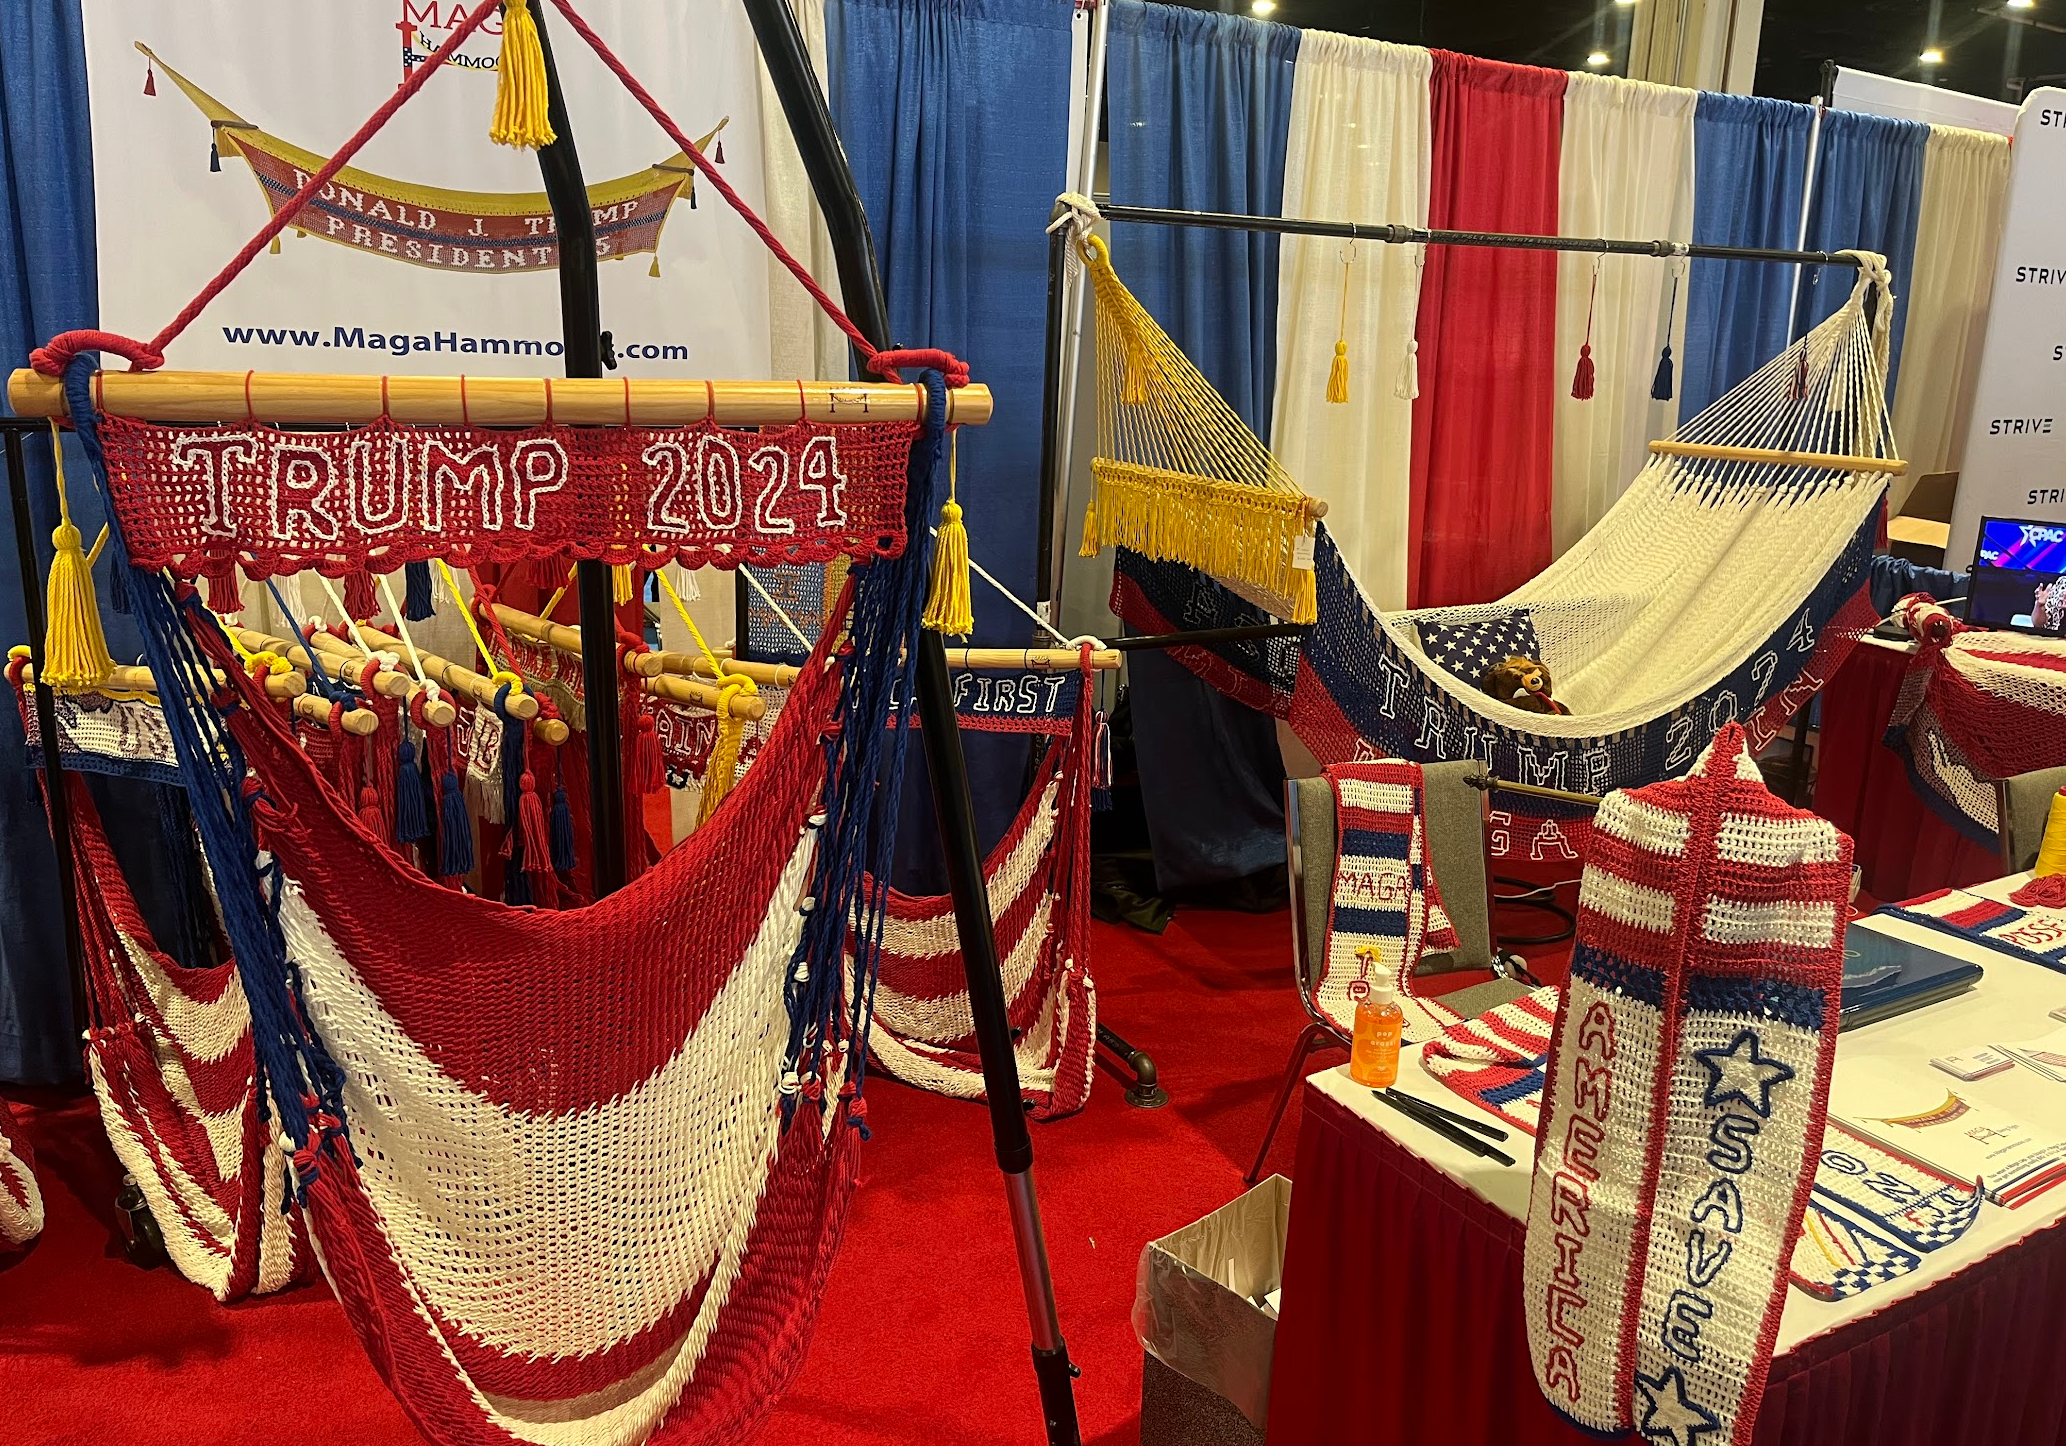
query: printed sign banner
[
  {"left": 84, "top": 0, "right": 772, "bottom": 378},
  {"left": 1948, "top": 88, "right": 2066, "bottom": 564}
]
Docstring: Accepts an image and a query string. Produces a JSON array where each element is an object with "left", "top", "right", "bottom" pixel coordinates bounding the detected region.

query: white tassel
[{"left": 1395, "top": 336, "right": 1420, "bottom": 401}]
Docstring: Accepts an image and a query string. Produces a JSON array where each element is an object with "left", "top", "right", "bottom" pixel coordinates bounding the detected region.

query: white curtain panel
[
  {"left": 758, "top": 0, "right": 848, "bottom": 384},
  {"left": 1270, "top": 34, "right": 1431, "bottom": 610},
  {"left": 1551, "top": 74, "right": 1696, "bottom": 557},
  {"left": 1891, "top": 124, "right": 2010, "bottom": 491}
]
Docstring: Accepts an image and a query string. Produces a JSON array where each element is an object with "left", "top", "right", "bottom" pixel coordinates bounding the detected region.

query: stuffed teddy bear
[{"left": 1479, "top": 655, "right": 1570, "bottom": 715}]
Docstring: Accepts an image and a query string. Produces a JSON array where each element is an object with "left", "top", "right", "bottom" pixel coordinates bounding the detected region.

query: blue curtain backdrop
[
  {"left": 827, "top": 0, "right": 1076, "bottom": 890},
  {"left": 1106, "top": 2, "right": 1298, "bottom": 894},
  {"left": 1, "top": 0, "right": 106, "bottom": 1082},
  {"left": 2, "top": 0, "right": 196, "bottom": 1084},
  {"left": 1793, "top": 109, "right": 1928, "bottom": 396},
  {"left": 1680, "top": 94, "right": 1812, "bottom": 422}
]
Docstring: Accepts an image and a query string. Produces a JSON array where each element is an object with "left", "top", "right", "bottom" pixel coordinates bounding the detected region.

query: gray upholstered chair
[
  {"left": 1995, "top": 765, "right": 2066, "bottom": 874},
  {"left": 1244, "top": 763, "right": 1533, "bottom": 1183}
]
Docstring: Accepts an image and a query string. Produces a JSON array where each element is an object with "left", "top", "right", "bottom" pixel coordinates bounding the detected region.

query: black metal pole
[
  {"left": 529, "top": 4, "right": 623, "bottom": 897},
  {"left": 1093, "top": 197, "right": 1872, "bottom": 268},
  {"left": 740, "top": 3, "right": 1081, "bottom": 1440},
  {"left": 1112, "top": 622, "right": 1309, "bottom": 653},
  {"left": 4, "top": 421, "right": 88, "bottom": 1038}
]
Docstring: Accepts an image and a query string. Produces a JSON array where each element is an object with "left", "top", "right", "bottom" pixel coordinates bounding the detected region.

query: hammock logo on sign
[{"left": 397, "top": 2, "right": 503, "bottom": 77}]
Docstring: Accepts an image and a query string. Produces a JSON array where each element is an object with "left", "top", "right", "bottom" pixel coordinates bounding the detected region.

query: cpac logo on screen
[
  {"left": 1539, "top": 999, "right": 1615, "bottom": 1405},
  {"left": 397, "top": 2, "right": 503, "bottom": 77}
]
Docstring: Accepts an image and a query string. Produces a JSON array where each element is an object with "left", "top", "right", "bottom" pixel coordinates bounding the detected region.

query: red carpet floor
[{"left": 0, "top": 897, "right": 1574, "bottom": 1446}]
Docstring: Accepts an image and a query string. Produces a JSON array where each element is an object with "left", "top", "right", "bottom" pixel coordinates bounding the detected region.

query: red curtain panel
[{"left": 1408, "top": 54, "right": 1566, "bottom": 609}]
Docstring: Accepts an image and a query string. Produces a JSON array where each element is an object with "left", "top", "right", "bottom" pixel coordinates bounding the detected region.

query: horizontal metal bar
[
  {"left": 1113, "top": 622, "right": 1308, "bottom": 653},
  {"left": 1092, "top": 198, "right": 1867, "bottom": 268}
]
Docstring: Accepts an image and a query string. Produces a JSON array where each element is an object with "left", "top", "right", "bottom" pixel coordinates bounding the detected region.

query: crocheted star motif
[
  {"left": 1634, "top": 1365, "right": 1722, "bottom": 1446},
  {"left": 1694, "top": 1027, "right": 1795, "bottom": 1120}
]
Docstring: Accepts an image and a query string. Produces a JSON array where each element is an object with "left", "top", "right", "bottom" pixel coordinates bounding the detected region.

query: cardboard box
[{"left": 1132, "top": 1174, "right": 1290, "bottom": 1443}]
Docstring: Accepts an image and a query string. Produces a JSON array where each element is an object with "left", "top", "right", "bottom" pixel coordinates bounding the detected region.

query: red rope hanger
[{"left": 32, "top": 0, "right": 964, "bottom": 389}]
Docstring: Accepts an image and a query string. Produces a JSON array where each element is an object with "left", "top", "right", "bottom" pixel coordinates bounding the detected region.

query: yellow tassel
[
  {"left": 268, "top": 235, "right": 281, "bottom": 255},
  {"left": 697, "top": 684, "right": 748, "bottom": 826},
  {"left": 923, "top": 437, "right": 974, "bottom": 635},
  {"left": 1327, "top": 247, "right": 1352, "bottom": 404},
  {"left": 612, "top": 564, "right": 634, "bottom": 606},
  {"left": 2037, "top": 790, "right": 2066, "bottom": 878},
  {"left": 649, "top": 256, "right": 661, "bottom": 279},
  {"left": 489, "top": 0, "right": 556, "bottom": 150},
  {"left": 40, "top": 425, "right": 116, "bottom": 692}
]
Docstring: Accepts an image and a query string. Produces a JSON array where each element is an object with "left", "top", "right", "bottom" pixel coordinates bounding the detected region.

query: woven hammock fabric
[
  {"left": 856, "top": 663, "right": 1099, "bottom": 1119},
  {"left": 1883, "top": 626, "right": 2066, "bottom": 844},
  {"left": 1118, "top": 261, "right": 1897, "bottom": 861},
  {"left": 1079, "top": 236, "right": 1321, "bottom": 624},
  {"left": 0, "top": 1095, "right": 41, "bottom": 1248},
  {"left": 94, "top": 413, "right": 919, "bottom": 582},
  {"left": 59, "top": 351, "right": 951, "bottom": 1446},
  {"left": 65, "top": 778, "right": 313, "bottom": 1299},
  {"left": 1522, "top": 724, "right": 1851, "bottom": 1446}
]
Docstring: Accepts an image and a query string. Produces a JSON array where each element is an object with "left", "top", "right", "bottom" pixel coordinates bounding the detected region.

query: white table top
[{"left": 1308, "top": 871, "right": 2066, "bottom": 1355}]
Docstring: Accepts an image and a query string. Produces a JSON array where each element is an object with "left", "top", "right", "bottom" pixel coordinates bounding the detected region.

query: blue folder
[{"left": 1840, "top": 923, "right": 1986, "bottom": 1030}]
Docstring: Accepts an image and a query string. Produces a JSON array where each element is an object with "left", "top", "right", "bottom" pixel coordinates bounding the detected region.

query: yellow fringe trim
[{"left": 1081, "top": 462, "right": 1318, "bottom": 624}]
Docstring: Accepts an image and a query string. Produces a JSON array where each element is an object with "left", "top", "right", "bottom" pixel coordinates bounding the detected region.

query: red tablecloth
[
  {"left": 1267, "top": 1087, "right": 2066, "bottom": 1446},
  {"left": 1813, "top": 640, "right": 1998, "bottom": 901}
]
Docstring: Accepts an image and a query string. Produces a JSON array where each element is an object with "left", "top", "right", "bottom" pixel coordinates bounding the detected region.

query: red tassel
[
  {"left": 1570, "top": 344, "right": 1595, "bottom": 401},
  {"left": 518, "top": 770, "right": 551, "bottom": 866},
  {"left": 1792, "top": 347, "right": 1810, "bottom": 401},
  {"left": 632, "top": 712, "right": 663, "bottom": 794},
  {"left": 143, "top": 64, "right": 156, "bottom": 96},
  {"left": 344, "top": 569, "right": 377, "bottom": 623},
  {"left": 205, "top": 565, "right": 241, "bottom": 615},
  {"left": 357, "top": 785, "right": 383, "bottom": 836}
]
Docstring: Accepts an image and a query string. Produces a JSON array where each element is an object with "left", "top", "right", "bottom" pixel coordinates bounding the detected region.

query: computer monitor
[{"left": 1968, "top": 517, "right": 2066, "bottom": 635}]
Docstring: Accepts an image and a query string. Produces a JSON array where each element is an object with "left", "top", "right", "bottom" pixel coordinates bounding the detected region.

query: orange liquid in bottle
[{"left": 1349, "top": 986, "right": 1404, "bottom": 1088}]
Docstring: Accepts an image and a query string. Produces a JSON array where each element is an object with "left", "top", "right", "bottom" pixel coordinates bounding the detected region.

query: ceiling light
[
  {"left": 1251, "top": 0, "right": 1276, "bottom": 14},
  {"left": 1920, "top": 46, "right": 1945, "bottom": 64},
  {"left": 2009, "top": 0, "right": 2034, "bottom": 10},
  {"left": 1614, "top": 0, "right": 1638, "bottom": 6},
  {"left": 1585, "top": 50, "right": 1612, "bottom": 68}
]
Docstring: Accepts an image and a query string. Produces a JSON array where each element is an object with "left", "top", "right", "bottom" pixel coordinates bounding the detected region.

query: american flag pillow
[{"left": 1417, "top": 609, "right": 1546, "bottom": 687}]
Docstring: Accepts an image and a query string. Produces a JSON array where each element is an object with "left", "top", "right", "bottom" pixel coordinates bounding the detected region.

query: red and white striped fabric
[
  {"left": 0, "top": 1094, "right": 42, "bottom": 1249},
  {"left": 1887, "top": 617, "right": 2066, "bottom": 840},
  {"left": 65, "top": 779, "right": 312, "bottom": 1300},
  {"left": 1522, "top": 723, "right": 1851, "bottom": 1446},
  {"left": 226, "top": 640, "right": 860, "bottom": 1446},
  {"left": 858, "top": 670, "right": 1098, "bottom": 1120},
  {"left": 1419, "top": 985, "right": 1558, "bottom": 1136}
]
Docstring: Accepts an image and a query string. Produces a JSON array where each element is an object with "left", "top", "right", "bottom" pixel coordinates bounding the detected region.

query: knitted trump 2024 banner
[{"left": 1523, "top": 724, "right": 1851, "bottom": 1446}]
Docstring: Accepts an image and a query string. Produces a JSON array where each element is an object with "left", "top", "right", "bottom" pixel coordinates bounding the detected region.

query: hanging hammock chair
[
  {"left": 852, "top": 652, "right": 1100, "bottom": 1119},
  {"left": 1090, "top": 242, "right": 1900, "bottom": 852},
  {"left": 9, "top": 2, "right": 984, "bottom": 1438},
  {"left": 8, "top": 660, "right": 311, "bottom": 1293}
]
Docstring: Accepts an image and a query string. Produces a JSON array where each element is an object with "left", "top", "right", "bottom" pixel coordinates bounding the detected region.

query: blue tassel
[
  {"left": 1651, "top": 345, "right": 1675, "bottom": 402},
  {"left": 550, "top": 779, "right": 576, "bottom": 871},
  {"left": 209, "top": 141, "right": 220, "bottom": 172},
  {"left": 505, "top": 864, "right": 531, "bottom": 906},
  {"left": 107, "top": 554, "right": 132, "bottom": 615},
  {"left": 394, "top": 735, "right": 428, "bottom": 843},
  {"left": 403, "top": 561, "right": 434, "bottom": 621},
  {"left": 438, "top": 769, "right": 472, "bottom": 877}
]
